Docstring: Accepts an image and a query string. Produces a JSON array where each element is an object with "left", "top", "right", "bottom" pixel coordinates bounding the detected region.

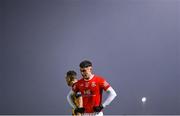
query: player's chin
[{"left": 83, "top": 76, "right": 89, "bottom": 80}]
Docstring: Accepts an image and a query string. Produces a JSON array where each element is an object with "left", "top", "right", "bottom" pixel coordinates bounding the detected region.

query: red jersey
[{"left": 72, "top": 75, "right": 110, "bottom": 113}]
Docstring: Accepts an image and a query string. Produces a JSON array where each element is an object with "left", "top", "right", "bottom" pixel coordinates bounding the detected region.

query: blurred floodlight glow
[{"left": 142, "top": 97, "right": 147, "bottom": 103}]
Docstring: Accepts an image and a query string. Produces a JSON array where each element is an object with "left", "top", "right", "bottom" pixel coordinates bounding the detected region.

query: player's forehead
[{"left": 80, "top": 66, "right": 91, "bottom": 70}]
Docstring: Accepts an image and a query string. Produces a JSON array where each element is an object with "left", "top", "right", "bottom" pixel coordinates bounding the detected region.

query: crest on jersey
[{"left": 91, "top": 82, "right": 96, "bottom": 87}]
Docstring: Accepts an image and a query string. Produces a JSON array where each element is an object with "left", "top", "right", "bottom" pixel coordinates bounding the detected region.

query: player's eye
[{"left": 80, "top": 69, "right": 86, "bottom": 72}]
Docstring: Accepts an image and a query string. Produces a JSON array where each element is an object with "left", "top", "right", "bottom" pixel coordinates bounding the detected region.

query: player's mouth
[{"left": 83, "top": 74, "right": 89, "bottom": 79}]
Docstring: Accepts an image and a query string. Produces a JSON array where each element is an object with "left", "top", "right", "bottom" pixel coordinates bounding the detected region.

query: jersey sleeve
[{"left": 99, "top": 77, "right": 110, "bottom": 91}]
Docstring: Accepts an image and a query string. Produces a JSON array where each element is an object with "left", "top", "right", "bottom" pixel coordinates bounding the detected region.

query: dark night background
[{"left": 0, "top": 0, "right": 180, "bottom": 115}]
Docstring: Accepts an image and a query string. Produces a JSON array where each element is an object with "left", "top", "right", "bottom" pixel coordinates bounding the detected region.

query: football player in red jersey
[{"left": 67, "top": 60, "right": 117, "bottom": 116}]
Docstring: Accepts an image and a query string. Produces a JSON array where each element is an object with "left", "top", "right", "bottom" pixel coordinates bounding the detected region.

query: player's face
[
  {"left": 80, "top": 66, "right": 92, "bottom": 80},
  {"left": 66, "top": 76, "right": 77, "bottom": 87},
  {"left": 69, "top": 79, "right": 77, "bottom": 86},
  {"left": 65, "top": 77, "right": 71, "bottom": 86}
]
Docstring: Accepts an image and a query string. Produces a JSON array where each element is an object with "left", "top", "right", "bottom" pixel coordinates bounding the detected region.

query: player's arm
[
  {"left": 93, "top": 86, "right": 117, "bottom": 112},
  {"left": 102, "top": 86, "right": 117, "bottom": 108},
  {"left": 93, "top": 79, "right": 117, "bottom": 112},
  {"left": 100, "top": 79, "right": 117, "bottom": 108},
  {"left": 71, "top": 84, "right": 85, "bottom": 114},
  {"left": 67, "top": 90, "right": 76, "bottom": 108},
  {"left": 75, "top": 91, "right": 83, "bottom": 107},
  {"left": 73, "top": 92, "right": 85, "bottom": 114}
]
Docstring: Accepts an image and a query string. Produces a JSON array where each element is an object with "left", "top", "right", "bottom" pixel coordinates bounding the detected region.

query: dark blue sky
[{"left": 0, "top": 0, "right": 180, "bottom": 115}]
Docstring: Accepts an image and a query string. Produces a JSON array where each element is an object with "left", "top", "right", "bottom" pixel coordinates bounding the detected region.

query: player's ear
[{"left": 90, "top": 67, "right": 93, "bottom": 72}]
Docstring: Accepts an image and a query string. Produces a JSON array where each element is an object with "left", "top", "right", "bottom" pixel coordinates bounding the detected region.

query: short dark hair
[
  {"left": 79, "top": 60, "right": 92, "bottom": 68},
  {"left": 66, "top": 70, "right": 77, "bottom": 77}
]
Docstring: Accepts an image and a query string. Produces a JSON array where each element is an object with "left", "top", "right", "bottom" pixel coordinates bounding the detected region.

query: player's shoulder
[
  {"left": 74, "top": 78, "right": 84, "bottom": 85},
  {"left": 93, "top": 75, "right": 106, "bottom": 81},
  {"left": 72, "top": 78, "right": 83, "bottom": 90},
  {"left": 79, "top": 78, "right": 84, "bottom": 82}
]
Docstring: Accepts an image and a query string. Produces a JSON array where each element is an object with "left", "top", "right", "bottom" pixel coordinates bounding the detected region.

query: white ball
[{"left": 141, "top": 97, "right": 147, "bottom": 103}]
